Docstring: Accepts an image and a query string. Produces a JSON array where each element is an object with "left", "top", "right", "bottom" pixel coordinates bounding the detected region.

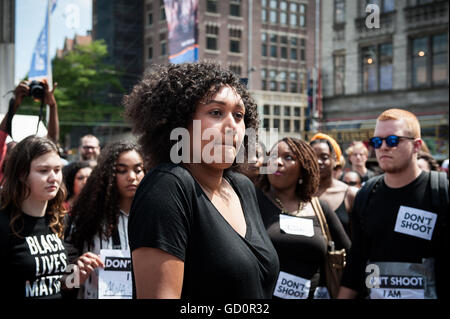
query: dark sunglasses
[
  {"left": 345, "top": 181, "right": 359, "bottom": 186},
  {"left": 369, "top": 135, "right": 415, "bottom": 149}
]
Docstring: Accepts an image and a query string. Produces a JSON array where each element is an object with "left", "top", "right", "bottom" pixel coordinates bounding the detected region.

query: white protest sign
[
  {"left": 370, "top": 275, "right": 425, "bottom": 299},
  {"left": 394, "top": 206, "right": 437, "bottom": 240},
  {"left": 273, "top": 271, "right": 311, "bottom": 299},
  {"left": 98, "top": 249, "right": 132, "bottom": 299},
  {"left": 279, "top": 215, "right": 314, "bottom": 237}
]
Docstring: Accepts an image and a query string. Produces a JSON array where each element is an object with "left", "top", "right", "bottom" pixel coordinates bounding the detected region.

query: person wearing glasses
[
  {"left": 78, "top": 135, "right": 101, "bottom": 162},
  {"left": 345, "top": 141, "right": 375, "bottom": 183},
  {"left": 338, "top": 108, "right": 449, "bottom": 299},
  {"left": 341, "top": 171, "right": 362, "bottom": 189}
]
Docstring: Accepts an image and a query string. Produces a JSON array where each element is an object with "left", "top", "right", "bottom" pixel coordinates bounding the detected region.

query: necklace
[{"left": 275, "top": 197, "right": 306, "bottom": 216}]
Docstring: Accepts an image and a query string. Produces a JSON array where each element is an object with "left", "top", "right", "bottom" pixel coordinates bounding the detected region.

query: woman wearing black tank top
[{"left": 309, "top": 135, "right": 358, "bottom": 238}]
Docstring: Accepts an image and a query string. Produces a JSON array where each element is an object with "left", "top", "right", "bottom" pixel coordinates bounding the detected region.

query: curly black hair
[
  {"left": 123, "top": 62, "right": 259, "bottom": 167},
  {"left": 69, "top": 141, "right": 145, "bottom": 251},
  {"left": 62, "top": 161, "right": 92, "bottom": 201},
  {"left": 257, "top": 137, "right": 320, "bottom": 203}
]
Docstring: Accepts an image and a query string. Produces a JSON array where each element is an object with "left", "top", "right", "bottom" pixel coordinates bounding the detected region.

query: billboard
[{"left": 163, "top": 0, "right": 199, "bottom": 64}]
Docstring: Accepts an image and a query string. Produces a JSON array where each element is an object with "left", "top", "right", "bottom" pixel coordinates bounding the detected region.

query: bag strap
[
  {"left": 311, "top": 197, "right": 332, "bottom": 245},
  {"left": 430, "top": 170, "right": 448, "bottom": 212}
]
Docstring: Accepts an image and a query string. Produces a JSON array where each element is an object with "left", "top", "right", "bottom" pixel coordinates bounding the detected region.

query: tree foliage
[{"left": 51, "top": 39, "right": 125, "bottom": 124}]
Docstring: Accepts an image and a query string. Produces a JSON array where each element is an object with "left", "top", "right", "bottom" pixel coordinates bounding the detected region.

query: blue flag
[{"left": 28, "top": 0, "right": 57, "bottom": 80}]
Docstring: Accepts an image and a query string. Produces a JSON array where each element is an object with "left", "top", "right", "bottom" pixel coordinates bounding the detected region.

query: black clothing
[
  {"left": 128, "top": 163, "right": 280, "bottom": 299},
  {"left": 334, "top": 187, "right": 351, "bottom": 237},
  {"left": 361, "top": 169, "right": 376, "bottom": 183},
  {"left": 0, "top": 210, "right": 68, "bottom": 299},
  {"left": 341, "top": 171, "right": 449, "bottom": 299},
  {"left": 256, "top": 189, "right": 351, "bottom": 299}
]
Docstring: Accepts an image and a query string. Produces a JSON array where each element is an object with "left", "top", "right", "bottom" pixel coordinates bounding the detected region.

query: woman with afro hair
[
  {"left": 66, "top": 141, "right": 145, "bottom": 299},
  {"left": 123, "top": 62, "right": 279, "bottom": 299},
  {"left": 256, "top": 137, "right": 350, "bottom": 299}
]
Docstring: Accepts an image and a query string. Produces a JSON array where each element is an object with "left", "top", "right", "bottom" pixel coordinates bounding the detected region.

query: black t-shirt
[
  {"left": 128, "top": 163, "right": 280, "bottom": 299},
  {"left": 341, "top": 171, "right": 449, "bottom": 298},
  {"left": 0, "top": 210, "right": 68, "bottom": 299},
  {"left": 256, "top": 189, "right": 351, "bottom": 299}
]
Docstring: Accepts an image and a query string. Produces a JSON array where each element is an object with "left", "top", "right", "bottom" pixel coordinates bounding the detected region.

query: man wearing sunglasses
[{"left": 338, "top": 108, "right": 449, "bottom": 299}]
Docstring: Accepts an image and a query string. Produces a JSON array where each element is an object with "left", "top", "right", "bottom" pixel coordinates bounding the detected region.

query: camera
[{"left": 28, "top": 80, "right": 45, "bottom": 100}]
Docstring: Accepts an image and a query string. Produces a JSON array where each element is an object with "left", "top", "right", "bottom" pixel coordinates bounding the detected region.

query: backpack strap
[
  {"left": 429, "top": 170, "right": 449, "bottom": 212},
  {"left": 354, "top": 174, "right": 384, "bottom": 234}
]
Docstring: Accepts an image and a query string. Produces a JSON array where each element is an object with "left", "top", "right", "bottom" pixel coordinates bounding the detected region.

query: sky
[{"left": 15, "top": 0, "right": 92, "bottom": 84}]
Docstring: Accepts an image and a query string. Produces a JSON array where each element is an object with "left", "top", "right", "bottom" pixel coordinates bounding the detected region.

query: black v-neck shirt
[{"left": 128, "top": 163, "right": 280, "bottom": 299}]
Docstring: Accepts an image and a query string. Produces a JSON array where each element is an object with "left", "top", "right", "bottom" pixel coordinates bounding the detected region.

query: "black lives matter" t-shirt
[
  {"left": 128, "top": 163, "right": 280, "bottom": 299},
  {"left": 256, "top": 189, "right": 351, "bottom": 299},
  {"left": 0, "top": 210, "right": 68, "bottom": 299},
  {"left": 341, "top": 171, "right": 449, "bottom": 299}
]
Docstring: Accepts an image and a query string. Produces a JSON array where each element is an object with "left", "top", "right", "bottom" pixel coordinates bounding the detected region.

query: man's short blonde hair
[
  {"left": 346, "top": 141, "right": 369, "bottom": 157},
  {"left": 377, "top": 108, "right": 421, "bottom": 138}
]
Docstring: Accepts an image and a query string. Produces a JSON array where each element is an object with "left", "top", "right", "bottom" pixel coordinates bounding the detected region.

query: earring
[{"left": 298, "top": 179, "right": 303, "bottom": 184}]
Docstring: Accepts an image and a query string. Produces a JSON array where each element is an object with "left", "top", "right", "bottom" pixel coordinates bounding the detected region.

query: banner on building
[
  {"left": 29, "top": 0, "right": 57, "bottom": 80},
  {"left": 163, "top": 0, "right": 199, "bottom": 64}
]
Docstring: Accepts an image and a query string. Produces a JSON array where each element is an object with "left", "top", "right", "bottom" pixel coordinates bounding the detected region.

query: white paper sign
[
  {"left": 394, "top": 206, "right": 437, "bottom": 240},
  {"left": 370, "top": 275, "right": 425, "bottom": 299},
  {"left": 98, "top": 249, "right": 133, "bottom": 299},
  {"left": 279, "top": 215, "right": 314, "bottom": 237},
  {"left": 273, "top": 271, "right": 311, "bottom": 299}
]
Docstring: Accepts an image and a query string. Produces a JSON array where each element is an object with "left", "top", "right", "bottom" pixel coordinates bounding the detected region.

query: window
[
  {"left": 229, "top": 29, "right": 242, "bottom": 53},
  {"left": 270, "top": 81, "right": 277, "bottom": 91},
  {"left": 148, "top": 12, "right": 153, "bottom": 25},
  {"left": 280, "top": 82, "right": 287, "bottom": 92},
  {"left": 294, "top": 120, "right": 300, "bottom": 132},
  {"left": 365, "top": 0, "right": 394, "bottom": 13},
  {"left": 263, "top": 104, "right": 270, "bottom": 115},
  {"left": 148, "top": 46, "right": 153, "bottom": 60},
  {"left": 207, "top": 0, "right": 218, "bottom": 13},
  {"left": 432, "top": 34, "right": 448, "bottom": 84},
  {"left": 262, "top": 33, "right": 268, "bottom": 57},
  {"left": 300, "top": 49, "right": 305, "bottom": 61},
  {"left": 284, "top": 120, "right": 291, "bottom": 132},
  {"left": 273, "top": 105, "right": 280, "bottom": 115},
  {"left": 230, "top": 0, "right": 241, "bottom": 17},
  {"left": 206, "top": 25, "right": 219, "bottom": 50},
  {"left": 270, "top": 45, "right": 278, "bottom": 58},
  {"left": 334, "top": 0, "right": 345, "bottom": 24},
  {"left": 284, "top": 106, "right": 291, "bottom": 116},
  {"left": 280, "top": 0, "right": 288, "bottom": 25},
  {"left": 270, "top": 10, "right": 278, "bottom": 23},
  {"left": 294, "top": 107, "right": 300, "bottom": 116},
  {"left": 334, "top": 53, "right": 345, "bottom": 95},
  {"left": 273, "top": 119, "right": 280, "bottom": 130},
  {"left": 412, "top": 34, "right": 448, "bottom": 87},
  {"left": 361, "top": 43, "right": 393, "bottom": 92},
  {"left": 161, "top": 41, "right": 167, "bottom": 56},
  {"left": 230, "top": 65, "right": 242, "bottom": 76},
  {"left": 281, "top": 46, "right": 288, "bottom": 59},
  {"left": 379, "top": 43, "right": 393, "bottom": 91},
  {"left": 262, "top": 9, "right": 268, "bottom": 21},
  {"left": 160, "top": 3, "right": 166, "bottom": 21},
  {"left": 291, "top": 48, "right": 298, "bottom": 60},
  {"left": 263, "top": 118, "right": 270, "bottom": 128}
]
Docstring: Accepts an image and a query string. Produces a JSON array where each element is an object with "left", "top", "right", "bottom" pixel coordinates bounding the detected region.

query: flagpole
[{"left": 46, "top": 0, "right": 52, "bottom": 125}]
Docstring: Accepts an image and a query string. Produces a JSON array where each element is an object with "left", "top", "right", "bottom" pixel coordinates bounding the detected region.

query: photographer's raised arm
[{"left": 42, "top": 79, "right": 59, "bottom": 144}]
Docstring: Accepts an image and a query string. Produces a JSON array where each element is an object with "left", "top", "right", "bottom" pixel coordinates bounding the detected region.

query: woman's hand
[{"left": 75, "top": 252, "right": 105, "bottom": 285}]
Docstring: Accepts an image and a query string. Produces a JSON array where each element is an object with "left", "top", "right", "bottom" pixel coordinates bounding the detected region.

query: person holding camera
[{"left": 0, "top": 79, "right": 60, "bottom": 184}]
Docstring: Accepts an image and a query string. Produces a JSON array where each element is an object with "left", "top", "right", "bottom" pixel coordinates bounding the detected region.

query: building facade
[
  {"left": 144, "top": 0, "right": 317, "bottom": 144},
  {"left": 320, "top": 0, "right": 449, "bottom": 160},
  {"left": 93, "top": 0, "right": 144, "bottom": 96},
  {"left": 0, "top": 0, "right": 15, "bottom": 114}
]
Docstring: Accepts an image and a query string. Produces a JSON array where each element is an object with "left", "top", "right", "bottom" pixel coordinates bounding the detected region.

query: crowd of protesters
[{"left": 0, "top": 62, "right": 448, "bottom": 300}]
